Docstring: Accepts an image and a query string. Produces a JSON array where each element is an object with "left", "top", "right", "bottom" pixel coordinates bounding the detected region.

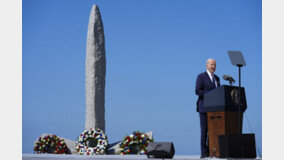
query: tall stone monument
[{"left": 85, "top": 5, "right": 106, "bottom": 132}]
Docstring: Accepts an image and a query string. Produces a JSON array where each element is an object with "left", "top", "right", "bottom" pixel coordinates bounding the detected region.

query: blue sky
[{"left": 23, "top": 0, "right": 262, "bottom": 155}]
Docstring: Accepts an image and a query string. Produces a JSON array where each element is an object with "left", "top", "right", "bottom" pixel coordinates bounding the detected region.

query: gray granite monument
[{"left": 85, "top": 5, "right": 106, "bottom": 132}]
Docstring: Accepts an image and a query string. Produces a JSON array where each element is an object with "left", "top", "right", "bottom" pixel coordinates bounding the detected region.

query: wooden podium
[{"left": 203, "top": 85, "right": 247, "bottom": 157}]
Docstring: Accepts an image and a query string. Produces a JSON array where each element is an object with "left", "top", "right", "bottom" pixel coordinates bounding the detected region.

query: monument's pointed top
[
  {"left": 91, "top": 4, "right": 100, "bottom": 14},
  {"left": 92, "top": 4, "right": 98, "bottom": 10},
  {"left": 88, "top": 4, "right": 103, "bottom": 28},
  {"left": 89, "top": 4, "right": 102, "bottom": 21}
]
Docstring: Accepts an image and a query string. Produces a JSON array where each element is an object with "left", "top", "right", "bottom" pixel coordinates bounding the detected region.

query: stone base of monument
[{"left": 22, "top": 154, "right": 262, "bottom": 160}]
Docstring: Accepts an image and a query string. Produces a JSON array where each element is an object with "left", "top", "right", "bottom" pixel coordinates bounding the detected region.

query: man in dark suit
[{"left": 195, "top": 58, "right": 220, "bottom": 158}]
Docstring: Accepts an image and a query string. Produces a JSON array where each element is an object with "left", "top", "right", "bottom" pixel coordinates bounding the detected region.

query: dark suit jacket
[{"left": 195, "top": 71, "right": 220, "bottom": 113}]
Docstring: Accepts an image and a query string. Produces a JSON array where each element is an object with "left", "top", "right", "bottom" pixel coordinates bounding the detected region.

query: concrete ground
[{"left": 22, "top": 154, "right": 262, "bottom": 160}]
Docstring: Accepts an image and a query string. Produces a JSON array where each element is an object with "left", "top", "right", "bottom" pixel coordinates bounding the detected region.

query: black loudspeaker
[
  {"left": 218, "top": 134, "right": 256, "bottom": 158},
  {"left": 147, "top": 142, "right": 175, "bottom": 159}
]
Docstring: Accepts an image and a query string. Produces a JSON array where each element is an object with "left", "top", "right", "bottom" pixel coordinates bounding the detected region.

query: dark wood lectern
[{"left": 203, "top": 85, "right": 247, "bottom": 157}]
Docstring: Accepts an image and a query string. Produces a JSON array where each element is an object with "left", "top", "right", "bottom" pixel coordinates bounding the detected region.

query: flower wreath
[
  {"left": 34, "top": 134, "right": 69, "bottom": 154},
  {"left": 75, "top": 128, "right": 108, "bottom": 155},
  {"left": 119, "top": 131, "right": 154, "bottom": 155}
]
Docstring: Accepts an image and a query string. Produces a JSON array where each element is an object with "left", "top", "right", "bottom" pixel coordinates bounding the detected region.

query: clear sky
[{"left": 23, "top": 0, "right": 262, "bottom": 155}]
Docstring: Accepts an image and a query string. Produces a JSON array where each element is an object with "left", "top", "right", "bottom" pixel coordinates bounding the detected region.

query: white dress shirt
[{"left": 207, "top": 70, "right": 217, "bottom": 87}]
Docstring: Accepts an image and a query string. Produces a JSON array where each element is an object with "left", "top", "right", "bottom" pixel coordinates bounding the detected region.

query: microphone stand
[{"left": 237, "top": 64, "right": 243, "bottom": 134}]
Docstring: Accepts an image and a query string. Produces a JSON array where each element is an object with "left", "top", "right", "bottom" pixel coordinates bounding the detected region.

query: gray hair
[{"left": 206, "top": 58, "right": 216, "bottom": 64}]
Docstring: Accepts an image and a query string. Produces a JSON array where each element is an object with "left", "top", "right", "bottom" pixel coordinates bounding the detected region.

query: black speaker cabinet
[
  {"left": 218, "top": 134, "right": 256, "bottom": 158},
  {"left": 147, "top": 142, "right": 175, "bottom": 159}
]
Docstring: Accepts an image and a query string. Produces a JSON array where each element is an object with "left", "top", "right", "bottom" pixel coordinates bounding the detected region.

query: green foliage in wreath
[
  {"left": 119, "top": 131, "right": 154, "bottom": 155},
  {"left": 34, "top": 134, "right": 69, "bottom": 154}
]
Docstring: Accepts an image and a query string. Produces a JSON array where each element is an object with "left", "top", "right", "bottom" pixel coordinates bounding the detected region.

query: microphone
[{"left": 223, "top": 75, "right": 235, "bottom": 85}]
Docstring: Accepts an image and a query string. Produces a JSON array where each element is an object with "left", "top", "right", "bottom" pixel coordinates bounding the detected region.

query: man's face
[{"left": 206, "top": 60, "right": 216, "bottom": 74}]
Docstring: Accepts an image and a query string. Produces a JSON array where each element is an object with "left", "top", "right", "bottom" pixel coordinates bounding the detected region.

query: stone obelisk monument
[{"left": 85, "top": 5, "right": 106, "bottom": 132}]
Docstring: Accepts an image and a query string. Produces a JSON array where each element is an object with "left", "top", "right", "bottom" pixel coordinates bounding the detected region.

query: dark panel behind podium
[{"left": 203, "top": 85, "right": 247, "bottom": 112}]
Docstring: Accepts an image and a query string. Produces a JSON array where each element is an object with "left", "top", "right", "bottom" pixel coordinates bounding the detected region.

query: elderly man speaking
[{"left": 195, "top": 58, "right": 220, "bottom": 158}]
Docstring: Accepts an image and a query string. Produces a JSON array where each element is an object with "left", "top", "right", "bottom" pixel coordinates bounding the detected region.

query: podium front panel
[{"left": 203, "top": 85, "right": 247, "bottom": 112}]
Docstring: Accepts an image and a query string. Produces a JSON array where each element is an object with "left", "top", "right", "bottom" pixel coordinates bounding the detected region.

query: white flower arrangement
[{"left": 75, "top": 128, "right": 108, "bottom": 155}]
